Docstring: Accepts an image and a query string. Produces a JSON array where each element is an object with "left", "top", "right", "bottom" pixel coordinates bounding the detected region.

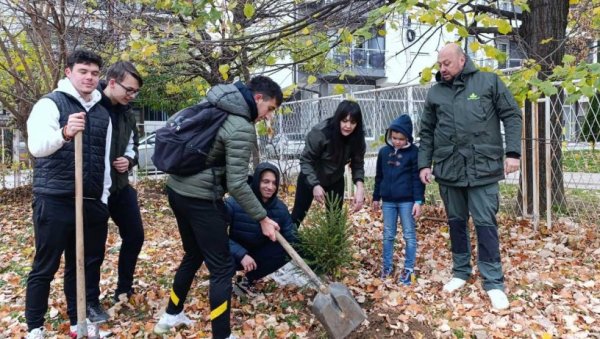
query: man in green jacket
[
  {"left": 418, "top": 43, "right": 522, "bottom": 310},
  {"left": 154, "top": 76, "right": 283, "bottom": 338}
]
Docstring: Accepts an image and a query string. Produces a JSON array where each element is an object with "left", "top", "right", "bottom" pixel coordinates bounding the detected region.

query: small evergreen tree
[
  {"left": 298, "top": 193, "right": 354, "bottom": 278},
  {"left": 582, "top": 93, "right": 600, "bottom": 152}
]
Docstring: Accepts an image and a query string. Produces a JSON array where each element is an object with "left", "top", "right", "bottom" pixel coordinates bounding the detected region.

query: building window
[
  {"left": 497, "top": 42, "right": 508, "bottom": 69},
  {"left": 499, "top": 1, "right": 512, "bottom": 11},
  {"left": 352, "top": 27, "right": 385, "bottom": 70}
]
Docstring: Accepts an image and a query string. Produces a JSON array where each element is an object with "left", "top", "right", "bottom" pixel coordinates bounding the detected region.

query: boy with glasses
[{"left": 98, "top": 61, "right": 145, "bottom": 310}]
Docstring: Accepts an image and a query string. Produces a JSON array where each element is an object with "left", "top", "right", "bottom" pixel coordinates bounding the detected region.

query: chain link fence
[
  {"left": 260, "top": 84, "right": 599, "bottom": 227},
  {"left": 2, "top": 83, "right": 598, "bottom": 226},
  {"left": 516, "top": 91, "right": 600, "bottom": 227},
  {"left": 0, "top": 127, "right": 31, "bottom": 190}
]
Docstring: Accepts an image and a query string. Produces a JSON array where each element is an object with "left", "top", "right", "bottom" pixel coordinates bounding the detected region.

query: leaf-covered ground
[{"left": 1, "top": 181, "right": 599, "bottom": 338}]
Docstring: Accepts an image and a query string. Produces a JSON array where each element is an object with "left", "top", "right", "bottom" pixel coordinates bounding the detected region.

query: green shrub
[{"left": 298, "top": 193, "right": 354, "bottom": 278}]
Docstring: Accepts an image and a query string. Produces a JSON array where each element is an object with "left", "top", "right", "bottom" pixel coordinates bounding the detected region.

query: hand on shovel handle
[{"left": 65, "top": 112, "right": 86, "bottom": 139}]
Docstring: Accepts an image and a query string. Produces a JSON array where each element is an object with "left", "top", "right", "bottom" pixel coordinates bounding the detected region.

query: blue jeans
[{"left": 382, "top": 201, "right": 417, "bottom": 273}]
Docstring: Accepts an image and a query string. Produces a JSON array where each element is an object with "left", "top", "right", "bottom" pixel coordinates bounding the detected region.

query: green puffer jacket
[
  {"left": 166, "top": 84, "right": 266, "bottom": 221},
  {"left": 417, "top": 57, "right": 522, "bottom": 187},
  {"left": 300, "top": 119, "right": 366, "bottom": 188}
]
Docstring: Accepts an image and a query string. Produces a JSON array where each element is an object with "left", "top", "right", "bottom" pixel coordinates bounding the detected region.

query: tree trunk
[{"left": 518, "top": 0, "right": 569, "bottom": 216}]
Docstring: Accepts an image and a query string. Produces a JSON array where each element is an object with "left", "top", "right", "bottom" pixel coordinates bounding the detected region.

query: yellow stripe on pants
[
  {"left": 210, "top": 301, "right": 228, "bottom": 320},
  {"left": 170, "top": 288, "right": 180, "bottom": 306}
]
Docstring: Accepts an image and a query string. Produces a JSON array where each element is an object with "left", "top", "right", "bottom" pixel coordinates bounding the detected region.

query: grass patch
[
  {"left": 563, "top": 149, "right": 600, "bottom": 173},
  {"left": 367, "top": 174, "right": 598, "bottom": 223},
  {"left": 499, "top": 182, "right": 600, "bottom": 223}
]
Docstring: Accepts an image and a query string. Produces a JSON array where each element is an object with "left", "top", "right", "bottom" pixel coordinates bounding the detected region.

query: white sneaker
[
  {"left": 153, "top": 311, "right": 194, "bottom": 334},
  {"left": 442, "top": 277, "right": 467, "bottom": 293},
  {"left": 69, "top": 320, "right": 111, "bottom": 338},
  {"left": 26, "top": 327, "right": 45, "bottom": 339},
  {"left": 226, "top": 335, "right": 238, "bottom": 339},
  {"left": 487, "top": 289, "right": 509, "bottom": 310}
]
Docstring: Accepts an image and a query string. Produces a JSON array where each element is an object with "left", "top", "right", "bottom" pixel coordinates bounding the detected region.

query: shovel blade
[{"left": 311, "top": 282, "right": 366, "bottom": 339}]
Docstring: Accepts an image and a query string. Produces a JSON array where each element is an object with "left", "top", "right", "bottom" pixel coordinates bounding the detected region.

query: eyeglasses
[{"left": 115, "top": 81, "right": 140, "bottom": 96}]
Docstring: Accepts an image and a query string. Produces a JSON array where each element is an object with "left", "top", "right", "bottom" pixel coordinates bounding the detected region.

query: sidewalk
[
  {"left": 504, "top": 171, "right": 600, "bottom": 190},
  {"left": 3, "top": 160, "right": 600, "bottom": 190}
]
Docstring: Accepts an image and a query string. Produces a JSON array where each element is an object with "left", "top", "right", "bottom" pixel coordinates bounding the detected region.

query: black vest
[{"left": 32, "top": 91, "right": 110, "bottom": 199}]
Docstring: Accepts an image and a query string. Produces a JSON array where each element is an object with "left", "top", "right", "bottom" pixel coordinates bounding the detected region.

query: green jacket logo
[{"left": 467, "top": 93, "right": 480, "bottom": 100}]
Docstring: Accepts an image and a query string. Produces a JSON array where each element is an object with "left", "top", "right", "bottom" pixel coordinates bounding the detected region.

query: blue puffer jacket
[
  {"left": 372, "top": 115, "right": 425, "bottom": 203},
  {"left": 227, "top": 162, "right": 297, "bottom": 263}
]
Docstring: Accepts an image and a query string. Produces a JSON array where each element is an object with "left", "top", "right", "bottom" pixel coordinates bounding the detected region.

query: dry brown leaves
[{"left": 1, "top": 182, "right": 599, "bottom": 338}]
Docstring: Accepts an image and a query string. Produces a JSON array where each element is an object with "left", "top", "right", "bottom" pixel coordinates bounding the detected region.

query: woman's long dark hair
[{"left": 327, "top": 100, "right": 365, "bottom": 162}]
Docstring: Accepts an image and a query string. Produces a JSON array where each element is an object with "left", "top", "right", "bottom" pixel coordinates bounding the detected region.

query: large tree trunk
[{"left": 518, "top": 0, "right": 569, "bottom": 216}]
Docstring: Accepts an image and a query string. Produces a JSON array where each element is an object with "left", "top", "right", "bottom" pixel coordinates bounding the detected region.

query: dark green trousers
[{"left": 439, "top": 183, "right": 504, "bottom": 291}]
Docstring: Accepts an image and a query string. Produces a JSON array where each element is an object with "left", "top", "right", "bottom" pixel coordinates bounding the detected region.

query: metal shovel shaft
[
  {"left": 274, "top": 232, "right": 327, "bottom": 292},
  {"left": 274, "top": 232, "right": 366, "bottom": 338},
  {"left": 75, "top": 133, "right": 88, "bottom": 337}
]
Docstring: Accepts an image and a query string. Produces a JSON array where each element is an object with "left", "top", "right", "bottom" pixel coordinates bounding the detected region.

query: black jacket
[
  {"left": 99, "top": 81, "right": 139, "bottom": 193},
  {"left": 299, "top": 119, "right": 366, "bottom": 187}
]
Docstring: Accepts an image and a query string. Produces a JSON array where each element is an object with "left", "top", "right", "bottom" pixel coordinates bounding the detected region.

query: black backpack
[{"left": 152, "top": 102, "right": 228, "bottom": 176}]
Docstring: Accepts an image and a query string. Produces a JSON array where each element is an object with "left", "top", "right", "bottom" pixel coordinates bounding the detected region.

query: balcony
[{"left": 322, "top": 48, "right": 386, "bottom": 80}]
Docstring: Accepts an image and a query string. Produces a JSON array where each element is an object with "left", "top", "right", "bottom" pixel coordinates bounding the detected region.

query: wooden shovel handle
[
  {"left": 275, "top": 232, "right": 328, "bottom": 293},
  {"left": 75, "top": 132, "right": 88, "bottom": 337}
]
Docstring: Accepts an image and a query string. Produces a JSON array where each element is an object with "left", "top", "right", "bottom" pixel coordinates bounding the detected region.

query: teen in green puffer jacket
[{"left": 155, "top": 76, "right": 283, "bottom": 339}]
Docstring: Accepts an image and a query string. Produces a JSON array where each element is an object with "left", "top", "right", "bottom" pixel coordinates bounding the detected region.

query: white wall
[
  {"left": 262, "top": 12, "right": 506, "bottom": 91},
  {"left": 382, "top": 16, "right": 454, "bottom": 86}
]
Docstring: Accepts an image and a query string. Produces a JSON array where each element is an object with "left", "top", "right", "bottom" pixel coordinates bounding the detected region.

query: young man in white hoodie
[{"left": 25, "top": 49, "right": 112, "bottom": 338}]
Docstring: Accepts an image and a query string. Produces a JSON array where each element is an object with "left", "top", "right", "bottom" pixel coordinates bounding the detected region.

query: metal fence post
[
  {"left": 520, "top": 105, "right": 529, "bottom": 218},
  {"left": 545, "top": 97, "right": 552, "bottom": 229},
  {"left": 1, "top": 128, "right": 5, "bottom": 164},
  {"left": 532, "top": 99, "right": 540, "bottom": 230}
]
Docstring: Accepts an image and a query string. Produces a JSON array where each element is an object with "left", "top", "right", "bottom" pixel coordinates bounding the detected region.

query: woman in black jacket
[{"left": 291, "top": 100, "right": 366, "bottom": 226}]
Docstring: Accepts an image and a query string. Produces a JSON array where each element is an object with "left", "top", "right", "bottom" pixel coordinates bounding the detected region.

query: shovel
[
  {"left": 275, "top": 232, "right": 366, "bottom": 339},
  {"left": 74, "top": 132, "right": 89, "bottom": 338}
]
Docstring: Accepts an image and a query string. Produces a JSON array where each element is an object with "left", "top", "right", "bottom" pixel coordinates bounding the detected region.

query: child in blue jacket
[{"left": 372, "top": 114, "right": 425, "bottom": 285}]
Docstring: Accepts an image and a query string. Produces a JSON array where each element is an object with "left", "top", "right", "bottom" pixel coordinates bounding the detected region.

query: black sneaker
[
  {"left": 232, "top": 276, "right": 256, "bottom": 298},
  {"left": 87, "top": 302, "right": 109, "bottom": 323}
]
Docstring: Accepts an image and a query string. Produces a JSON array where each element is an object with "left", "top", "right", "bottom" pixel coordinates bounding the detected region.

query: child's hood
[{"left": 386, "top": 114, "right": 414, "bottom": 144}]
